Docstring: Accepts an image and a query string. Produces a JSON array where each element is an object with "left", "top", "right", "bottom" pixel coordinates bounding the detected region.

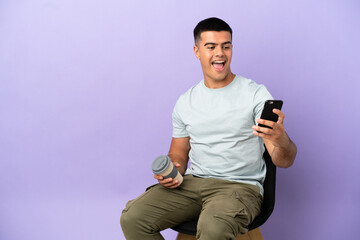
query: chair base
[{"left": 176, "top": 227, "right": 264, "bottom": 240}]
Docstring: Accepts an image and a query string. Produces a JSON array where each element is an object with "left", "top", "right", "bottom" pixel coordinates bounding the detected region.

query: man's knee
[
  {"left": 120, "top": 204, "right": 138, "bottom": 232},
  {"left": 120, "top": 200, "right": 153, "bottom": 234},
  {"left": 121, "top": 206, "right": 164, "bottom": 240}
]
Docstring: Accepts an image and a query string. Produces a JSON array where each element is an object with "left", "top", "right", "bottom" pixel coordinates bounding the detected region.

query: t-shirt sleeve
[
  {"left": 253, "top": 85, "right": 274, "bottom": 122},
  {"left": 172, "top": 98, "right": 189, "bottom": 138}
]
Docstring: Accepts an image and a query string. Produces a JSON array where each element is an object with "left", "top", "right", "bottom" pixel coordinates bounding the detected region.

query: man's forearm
[{"left": 270, "top": 139, "right": 297, "bottom": 168}]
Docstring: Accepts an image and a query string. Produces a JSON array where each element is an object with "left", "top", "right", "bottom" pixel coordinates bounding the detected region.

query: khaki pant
[{"left": 120, "top": 175, "right": 262, "bottom": 240}]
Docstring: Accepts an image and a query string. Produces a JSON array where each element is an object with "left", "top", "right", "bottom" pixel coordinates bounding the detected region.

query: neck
[{"left": 204, "top": 72, "right": 235, "bottom": 89}]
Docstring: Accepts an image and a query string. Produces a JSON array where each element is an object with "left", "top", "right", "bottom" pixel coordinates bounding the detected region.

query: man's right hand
[
  {"left": 153, "top": 162, "right": 182, "bottom": 189},
  {"left": 155, "top": 137, "right": 190, "bottom": 189}
]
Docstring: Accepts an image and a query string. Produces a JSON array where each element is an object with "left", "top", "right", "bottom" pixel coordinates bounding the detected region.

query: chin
[{"left": 213, "top": 72, "right": 230, "bottom": 81}]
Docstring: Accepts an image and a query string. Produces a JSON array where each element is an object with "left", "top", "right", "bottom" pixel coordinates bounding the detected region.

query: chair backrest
[
  {"left": 171, "top": 148, "right": 276, "bottom": 235},
  {"left": 248, "top": 148, "right": 276, "bottom": 229}
]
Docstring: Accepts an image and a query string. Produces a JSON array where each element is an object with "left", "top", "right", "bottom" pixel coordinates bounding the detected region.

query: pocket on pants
[
  {"left": 212, "top": 191, "right": 257, "bottom": 234},
  {"left": 231, "top": 190, "right": 261, "bottom": 223}
]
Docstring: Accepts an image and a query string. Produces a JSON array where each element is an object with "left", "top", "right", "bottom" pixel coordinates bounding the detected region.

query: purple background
[{"left": 1, "top": 0, "right": 359, "bottom": 239}]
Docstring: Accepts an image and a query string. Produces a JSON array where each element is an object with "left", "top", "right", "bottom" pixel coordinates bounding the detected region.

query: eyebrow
[{"left": 204, "top": 41, "right": 232, "bottom": 47}]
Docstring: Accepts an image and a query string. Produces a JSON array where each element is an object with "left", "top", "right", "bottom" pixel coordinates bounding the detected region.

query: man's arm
[
  {"left": 252, "top": 109, "right": 297, "bottom": 168},
  {"left": 153, "top": 137, "right": 190, "bottom": 188}
]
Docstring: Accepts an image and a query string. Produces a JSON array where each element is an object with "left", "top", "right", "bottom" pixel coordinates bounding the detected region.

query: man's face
[{"left": 194, "top": 31, "right": 233, "bottom": 83}]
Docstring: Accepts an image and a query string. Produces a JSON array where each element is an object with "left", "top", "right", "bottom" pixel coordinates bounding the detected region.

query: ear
[{"left": 193, "top": 45, "right": 200, "bottom": 59}]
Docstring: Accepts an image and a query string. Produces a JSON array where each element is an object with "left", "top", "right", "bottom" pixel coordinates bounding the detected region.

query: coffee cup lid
[{"left": 152, "top": 155, "right": 171, "bottom": 174}]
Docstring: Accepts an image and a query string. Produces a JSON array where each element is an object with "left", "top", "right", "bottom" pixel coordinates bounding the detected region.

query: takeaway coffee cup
[{"left": 152, "top": 155, "right": 183, "bottom": 185}]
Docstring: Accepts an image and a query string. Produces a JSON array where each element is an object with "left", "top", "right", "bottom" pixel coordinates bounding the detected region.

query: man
[{"left": 120, "top": 17, "right": 297, "bottom": 240}]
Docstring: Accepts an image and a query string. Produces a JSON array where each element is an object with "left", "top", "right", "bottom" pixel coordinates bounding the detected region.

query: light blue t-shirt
[{"left": 172, "top": 75, "right": 273, "bottom": 195}]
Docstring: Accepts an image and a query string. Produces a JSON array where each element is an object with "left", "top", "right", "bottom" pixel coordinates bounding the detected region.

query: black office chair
[{"left": 171, "top": 148, "right": 276, "bottom": 237}]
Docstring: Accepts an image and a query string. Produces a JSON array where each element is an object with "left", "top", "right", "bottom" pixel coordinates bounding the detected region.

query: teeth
[{"left": 213, "top": 61, "right": 225, "bottom": 64}]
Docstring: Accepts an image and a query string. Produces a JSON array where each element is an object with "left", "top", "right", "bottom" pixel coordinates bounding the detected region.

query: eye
[
  {"left": 223, "top": 45, "right": 231, "bottom": 50},
  {"left": 207, "top": 46, "right": 215, "bottom": 50}
]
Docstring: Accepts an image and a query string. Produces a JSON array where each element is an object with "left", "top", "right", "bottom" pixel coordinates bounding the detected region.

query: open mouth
[{"left": 212, "top": 60, "right": 226, "bottom": 72}]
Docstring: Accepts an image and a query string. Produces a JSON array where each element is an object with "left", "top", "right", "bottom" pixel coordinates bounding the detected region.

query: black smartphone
[{"left": 258, "top": 100, "right": 283, "bottom": 130}]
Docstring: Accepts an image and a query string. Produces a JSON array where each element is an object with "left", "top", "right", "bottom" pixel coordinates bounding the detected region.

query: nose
[{"left": 215, "top": 46, "right": 224, "bottom": 57}]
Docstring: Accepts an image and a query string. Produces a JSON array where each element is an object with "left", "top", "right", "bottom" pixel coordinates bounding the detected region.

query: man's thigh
[
  {"left": 197, "top": 181, "right": 262, "bottom": 238},
  {"left": 121, "top": 176, "right": 202, "bottom": 231}
]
